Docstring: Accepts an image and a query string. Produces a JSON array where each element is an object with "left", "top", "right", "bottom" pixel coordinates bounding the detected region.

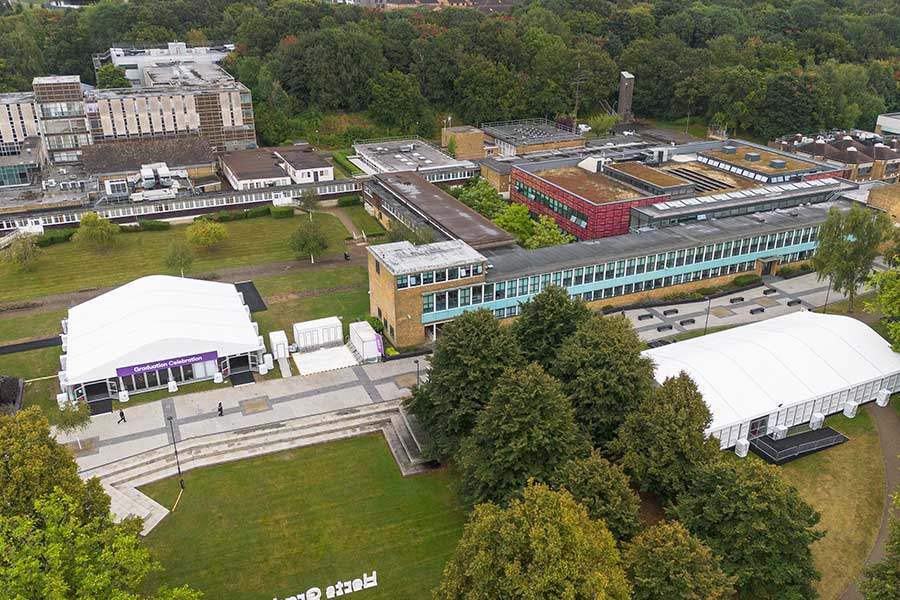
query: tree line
[
  {"left": 408, "top": 286, "right": 823, "bottom": 600},
  {"left": 1, "top": 0, "right": 899, "bottom": 145}
]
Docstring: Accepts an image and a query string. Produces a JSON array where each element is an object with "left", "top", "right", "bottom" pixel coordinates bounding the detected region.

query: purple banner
[
  {"left": 116, "top": 351, "right": 218, "bottom": 378},
  {"left": 375, "top": 334, "right": 384, "bottom": 355}
]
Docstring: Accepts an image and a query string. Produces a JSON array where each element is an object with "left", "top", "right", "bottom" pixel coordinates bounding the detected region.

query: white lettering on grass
[{"left": 271, "top": 571, "right": 377, "bottom": 600}]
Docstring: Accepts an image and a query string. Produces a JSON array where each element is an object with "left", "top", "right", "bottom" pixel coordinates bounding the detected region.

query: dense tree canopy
[
  {"left": 1, "top": 0, "right": 897, "bottom": 146},
  {"left": 551, "top": 315, "right": 654, "bottom": 447},
  {"left": 458, "top": 363, "right": 589, "bottom": 504},
  {"left": 435, "top": 482, "right": 631, "bottom": 600},
  {"left": 671, "top": 459, "right": 823, "bottom": 600},
  {"left": 860, "top": 491, "right": 900, "bottom": 600},
  {"left": 512, "top": 285, "right": 591, "bottom": 370},
  {"left": 405, "top": 309, "right": 522, "bottom": 460}
]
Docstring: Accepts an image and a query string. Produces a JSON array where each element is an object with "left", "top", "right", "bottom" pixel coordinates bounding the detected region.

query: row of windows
[
  {"left": 422, "top": 259, "right": 766, "bottom": 314},
  {"left": 0, "top": 181, "right": 363, "bottom": 231},
  {"left": 514, "top": 181, "right": 589, "bottom": 228},
  {"left": 397, "top": 263, "right": 484, "bottom": 289}
]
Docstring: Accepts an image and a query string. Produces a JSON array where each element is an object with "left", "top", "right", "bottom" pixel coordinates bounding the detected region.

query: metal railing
[{"left": 751, "top": 432, "right": 846, "bottom": 462}]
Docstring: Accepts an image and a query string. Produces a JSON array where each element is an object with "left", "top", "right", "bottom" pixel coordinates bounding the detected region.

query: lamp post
[
  {"left": 703, "top": 296, "right": 712, "bottom": 336},
  {"left": 413, "top": 359, "right": 420, "bottom": 387},
  {"left": 167, "top": 416, "right": 184, "bottom": 490},
  {"left": 822, "top": 276, "right": 833, "bottom": 314}
]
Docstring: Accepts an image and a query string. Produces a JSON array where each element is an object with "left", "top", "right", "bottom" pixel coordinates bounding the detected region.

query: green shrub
[
  {"left": 732, "top": 273, "right": 762, "bottom": 287},
  {"left": 777, "top": 266, "right": 798, "bottom": 278},
  {"left": 332, "top": 151, "right": 362, "bottom": 176},
  {"left": 245, "top": 205, "right": 271, "bottom": 218},
  {"left": 271, "top": 206, "right": 295, "bottom": 219},
  {"left": 337, "top": 195, "right": 361, "bottom": 207},
  {"left": 386, "top": 346, "right": 399, "bottom": 356},
  {"left": 696, "top": 287, "right": 718, "bottom": 297},
  {"left": 365, "top": 316, "right": 384, "bottom": 333},
  {"left": 34, "top": 228, "right": 76, "bottom": 247},
  {"left": 137, "top": 219, "right": 170, "bottom": 231}
]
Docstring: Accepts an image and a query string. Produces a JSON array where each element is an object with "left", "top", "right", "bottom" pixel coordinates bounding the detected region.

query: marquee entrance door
[{"left": 748, "top": 415, "right": 769, "bottom": 439}]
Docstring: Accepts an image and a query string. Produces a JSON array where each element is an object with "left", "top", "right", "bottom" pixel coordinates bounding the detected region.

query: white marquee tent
[
  {"left": 644, "top": 311, "right": 900, "bottom": 449},
  {"left": 62, "top": 275, "right": 263, "bottom": 388}
]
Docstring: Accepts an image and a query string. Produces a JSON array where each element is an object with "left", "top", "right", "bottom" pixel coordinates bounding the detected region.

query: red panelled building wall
[{"left": 511, "top": 168, "right": 667, "bottom": 240}]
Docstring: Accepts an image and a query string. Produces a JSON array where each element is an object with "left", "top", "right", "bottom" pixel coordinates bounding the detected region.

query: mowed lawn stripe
[
  {"left": 141, "top": 435, "right": 465, "bottom": 600},
  {"left": 0, "top": 213, "right": 348, "bottom": 303}
]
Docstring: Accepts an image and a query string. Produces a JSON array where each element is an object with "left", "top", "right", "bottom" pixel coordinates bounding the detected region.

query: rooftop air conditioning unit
[
  {"left": 745, "top": 152, "right": 761, "bottom": 162},
  {"left": 810, "top": 412, "right": 825, "bottom": 430},
  {"left": 722, "top": 145, "right": 737, "bottom": 155},
  {"left": 772, "top": 424, "right": 788, "bottom": 440},
  {"left": 734, "top": 438, "right": 749, "bottom": 458},
  {"left": 770, "top": 159, "right": 787, "bottom": 169}
]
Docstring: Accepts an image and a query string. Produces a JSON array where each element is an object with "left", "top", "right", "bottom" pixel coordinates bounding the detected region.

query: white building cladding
[
  {"left": 644, "top": 311, "right": 900, "bottom": 450},
  {"left": 60, "top": 275, "right": 264, "bottom": 408}
]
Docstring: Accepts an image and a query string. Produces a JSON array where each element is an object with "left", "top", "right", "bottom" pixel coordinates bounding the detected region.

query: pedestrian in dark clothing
[
  {"left": 117, "top": 410, "right": 126, "bottom": 423},
  {"left": 217, "top": 402, "right": 224, "bottom": 417}
]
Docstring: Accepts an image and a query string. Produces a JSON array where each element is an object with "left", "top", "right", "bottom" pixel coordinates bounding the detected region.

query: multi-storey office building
[{"left": 368, "top": 200, "right": 847, "bottom": 347}]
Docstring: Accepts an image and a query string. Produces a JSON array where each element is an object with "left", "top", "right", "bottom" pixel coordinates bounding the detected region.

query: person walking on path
[
  {"left": 117, "top": 410, "right": 126, "bottom": 424},
  {"left": 217, "top": 402, "right": 224, "bottom": 417}
]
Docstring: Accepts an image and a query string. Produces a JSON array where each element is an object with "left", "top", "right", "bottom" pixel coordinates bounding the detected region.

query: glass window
[
  {"left": 584, "top": 266, "right": 594, "bottom": 282},
  {"left": 541, "top": 274, "right": 550, "bottom": 290},
  {"left": 615, "top": 260, "right": 625, "bottom": 277},
  {"left": 552, "top": 271, "right": 562, "bottom": 286},
  {"left": 530, "top": 276, "right": 540, "bottom": 294},
  {"left": 472, "top": 286, "right": 482, "bottom": 304},
  {"left": 397, "top": 275, "right": 408, "bottom": 289},
  {"left": 448, "top": 267, "right": 459, "bottom": 280},
  {"left": 423, "top": 294, "right": 434, "bottom": 313},
  {"left": 574, "top": 268, "right": 584, "bottom": 285},
  {"left": 448, "top": 290, "right": 459, "bottom": 309},
  {"left": 518, "top": 278, "right": 529, "bottom": 296},
  {"left": 422, "top": 271, "right": 434, "bottom": 285},
  {"left": 146, "top": 370, "right": 160, "bottom": 388},
  {"left": 460, "top": 265, "right": 471, "bottom": 278},
  {"left": 495, "top": 282, "right": 506, "bottom": 300},
  {"left": 409, "top": 273, "right": 420, "bottom": 286},
  {"left": 436, "top": 293, "right": 447, "bottom": 311},
  {"left": 484, "top": 283, "right": 494, "bottom": 302},
  {"left": 605, "top": 262, "right": 615, "bottom": 279},
  {"left": 460, "top": 288, "right": 471, "bottom": 306},
  {"left": 435, "top": 269, "right": 447, "bottom": 283},
  {"left": 474, "top": 263, "right": 484, "bottom": 275},
  {"left": 563, "top": 270, "right": 573, "bottom": 286}
]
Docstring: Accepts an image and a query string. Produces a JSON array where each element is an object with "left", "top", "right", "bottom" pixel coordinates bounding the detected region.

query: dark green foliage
[
  {"left": 245, "top": 205, "right": 272, "bottom": 218},
  {"left": 405, "top": 309, "right": 522, "bottom": 460},
  {"left": 136, "top": 219, "right": 171, "bottom": 232},
  {"left": 365, "top": 316, "right": 384, "bottom": 334},
  {"left": 549, "top": 450, "right": 641, "bottom": 542},
  {"left": 551, "top": 315, "right": 654, "bottom": 447},
  {"left": 610, "top": 372, "right": 721, "bottom": 501},
  {"left": 860, "top": 491, "right": 900, "bottom": 600},
  {"left": 337, "top": 195, "right": 361, "bottom": 207},
  {"left": 731, "top": 273, "right": 762, "bottom": 287},
  {"left": 331, "top": 152, "right": 362, "bottom": 176},
  {"left": 512, "top": 285, "right": 591, "bottom": 370},
  {"left": 671, "top": 460, "right": 823, "bottom": 600},
  {"left": 457, "top": 363, "right": 590, "bottom": 505},
  {"left": 34, "top": 228, "right": 76, "bottom": 248},
  {"left": 625, "top": 520, "right": 735, "bottom": 600},
  {"left": 367, "top": 70, "right": 431, "bottom": 134},
  {"left": 270, "top": 206, "right": 295, "bottom": 219}
]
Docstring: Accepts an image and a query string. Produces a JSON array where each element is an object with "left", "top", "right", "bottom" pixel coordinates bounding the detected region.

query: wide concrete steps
[{"left": 80, "top": 401, "right": 433, "bottom": 536}]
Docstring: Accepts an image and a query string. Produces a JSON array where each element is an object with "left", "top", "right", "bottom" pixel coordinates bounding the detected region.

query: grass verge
[
  {"left": 0, "top": 309, "right": 67, "bottom": 345},
  {"left": 140, "top": 435, "right": 466, "bottom": 600},
  {"left": 342, "top": 205, "right": 385, "bottom": 237}
]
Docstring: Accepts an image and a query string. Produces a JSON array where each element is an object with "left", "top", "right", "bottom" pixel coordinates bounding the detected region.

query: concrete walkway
[
  {"left": 840, "top": 403, "right": 900, "bottom": 600},
  {"left": 58, "top": 357, "right": 423, "bottom": 472}
]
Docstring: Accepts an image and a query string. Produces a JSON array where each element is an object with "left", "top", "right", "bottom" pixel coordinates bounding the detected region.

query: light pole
[
  {"left": 822, "top": 276, "right": 833, "bottom": 314},
  {"left": 167, "top": 416, "right": 184, "bottom": 490},
  {"left": 413, "top": 359, "right": 420, "bottom": 387},
  {"left": 703, "top": 296, "right": 712, "bottom": 336}
]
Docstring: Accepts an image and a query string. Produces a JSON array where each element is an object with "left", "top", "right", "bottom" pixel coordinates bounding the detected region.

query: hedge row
[
  {"left": 332, "top": 151, "right": 363, "bottom": 176},
  {"left": 121, "top": 219, "right": 171, "bottom": 233},
  {"left": 337, "top": 195, "right": 361, "bottom": 207},
  {"left": 197, "top": 205, "right": 272, "bottom": 222},
  {"left": 271, "top": 206, "right": 295, "bottom": 219},
  {"left": 35, "top": 228, "right": 76, "bottom": 247}
]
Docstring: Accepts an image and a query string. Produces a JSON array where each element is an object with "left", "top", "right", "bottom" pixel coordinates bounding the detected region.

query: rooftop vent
[
  {"left": 745, "top": 152, "right": 761, "bottom": 162},
  {"left": 722, "top": 145, "right": 737, "bottom": 155},
  {"left": 770, "top": 159, "right": 787, "bottom": 169}
]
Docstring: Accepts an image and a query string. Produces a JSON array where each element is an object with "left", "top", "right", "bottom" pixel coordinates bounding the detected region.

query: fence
[{"left": 750, "top": 431, "right": 846, "bottom": 462}]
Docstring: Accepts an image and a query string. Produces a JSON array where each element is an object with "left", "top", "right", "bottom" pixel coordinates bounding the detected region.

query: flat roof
[
  {"left": 0, "top": 137, "right": 41, "bottom": 168},
  {"left": 645, "top": 311, "right": 900, "bottom": 434},
  {"left": 635, "top": 177, "right": 854, "bottom": 220},
  {"left": 63, "top": 275, "right": 261, "bottom": 385},
  {"left": 220, "top": 148, "right": 289, "bottom": 180},
  {"left": 82, "top": 136, "right": 215, "bottom": 176},
  {"left": 607, "top": 161, "right": 691, "bottom": 188},
  {"left": 87, "top": 80, "right": 247, "bottom": 99},
  {"left": 368, "top": 240, "right": 487, "bottom": 276},
  {"left": 534, "top": 166, "right": 642, "bottom": 204},
  {"left": 702, "top": 147, "right": 819, "bottom": 174},
  {"left": 481, "top": 200, "right": 849, "bottom": 280},
  {"left": 354, "top": 139, "right": 469, "bottom": 173},
  {"left": 373, "top": 172, "right": 515, "bottom": 249},
  {"left": 143, "top": 62, "right": 234, "bottom": 86},
  {"left": 274, "top": 145, "right": 330, "bottom": 171},
  {"left": 482, "top": 119, "right": 583, "bottom": 147},
  {"left": 658, "top": 161, "right": 760, "bottom": 194},
  {"left": 33, "top": 75, "right": 81, "bottom": 85}
]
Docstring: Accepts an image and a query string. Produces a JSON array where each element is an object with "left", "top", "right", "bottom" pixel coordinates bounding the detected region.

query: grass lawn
[
  {"left": 140, "top": 435, "right": 466, "bottom": 600},
  {"left": 252, "top": 266, "right": 367, "bottom": 298},
  {"left": 762, "top": 409, "right": 883, "bottom": 600},
  {"left": 0, "top": 309, "right": 66, "bottom": 344},
  {"left": 255, "top": 289, "right": 370, "bottom": 340},
  {"left": 0, "top": 346, "right": 63, "bottom": 422},
  {"left": 342, "top": 205, "right": 385, "bottom": 238},
  {"left": 0, "top": 213, "right": 349, "bottom": 303}
]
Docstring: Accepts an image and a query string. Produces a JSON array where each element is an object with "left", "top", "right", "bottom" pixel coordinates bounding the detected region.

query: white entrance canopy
[
  {"left": 643, "top": 311, "right": 900, "bottom": 447},
  {"left": 62, "top": 275, "right": 262, "bottom": 386}
]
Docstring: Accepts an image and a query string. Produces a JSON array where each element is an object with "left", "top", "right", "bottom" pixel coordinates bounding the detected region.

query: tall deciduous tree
[
  {"left": 513, "top": 285, "right": 591, "bottom": 370},
  {"left": 869, "top": 268, "right": 900, "bottom": 351},
  {"left": 671, "top": 460, "right": 823, "bottom": 600},
  {"left": 551, "top": 315, "right": 654, "bottom": 447},
  {"left": 625, "top": 520, "right": 735, "bottom": 600},
  {"left": 300, "top": 188, "right": 319, "bottom": 220},
  {"left": 457, "top": 177, "right": 506, "bottom": 220},
  {"left": 5, "top": 234, "right": 40, "bottom": 272},
  {"left": 860, "top": 491, "right": 900, "bottom": 600},
  {"left": 165, "top": 240, "right": 194, "bottom": 277},
  {"left": 492, "top": 203, "right": 534, "bottom": 244},
  {"left": 73, "top": 212, "right": 120, "bottom": 251},
  {"left": 811, "top": 204, "right": 891, "bottom": 311},
  {"left": 368, "top": 70, "right": 431, "bottom": 134},
  {"left": 406, "top": 309, "right": 522, "bottom": 459},
  {"left": 96, "top": 63, "right": 130, "bottom": 88},
  {"left": 55, "top": 398, "right": 92, "bottom": 451},
  {"left": 611, "top": 372, "right": 720, "bottom": 501},
  {"left": 458, "top": 363, "right": 589, "bottom": 504},
  {"left": 290, "top": 218, "right": 328, "bottom": 264},
  {"left": 550, "top": 450, "right": 641, "bottom": 542},
  {"left": 525, "top": 215, "right": 575, "bottom": 249},
  {"left": 435, "top": 482, "right": 631, "bottom": 600}
]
